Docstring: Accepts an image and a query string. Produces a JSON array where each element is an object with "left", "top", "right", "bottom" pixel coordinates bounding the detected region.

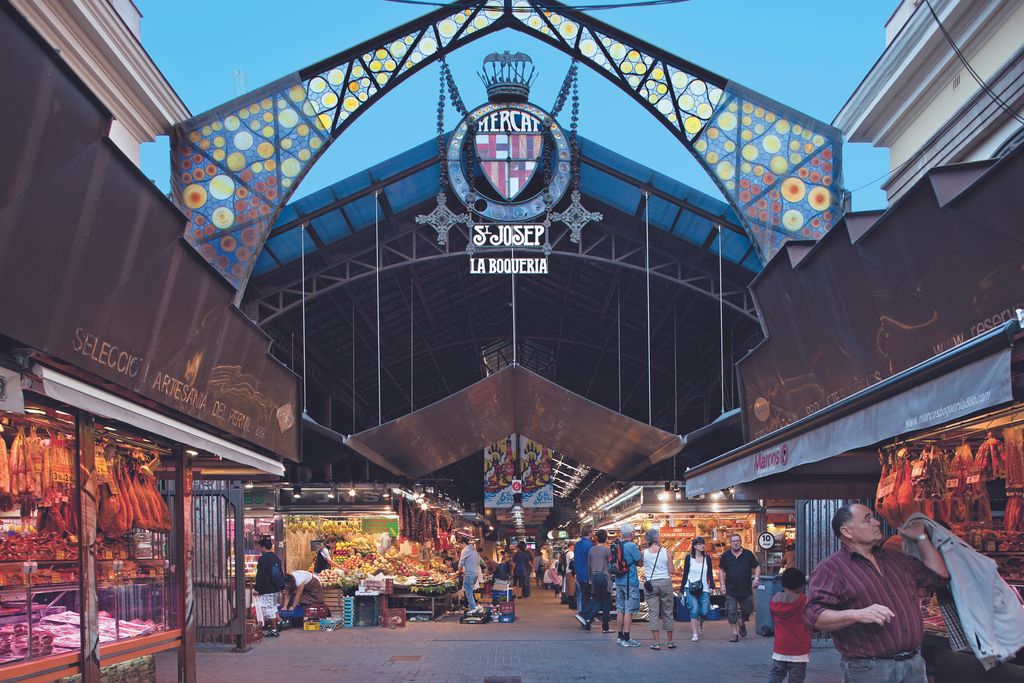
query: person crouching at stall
[
  {"left": 682, "top": 536, "right": 714, "bottom": 642},
  {"left": 282, "top": 570, "right": 326, "bottom": 611}
]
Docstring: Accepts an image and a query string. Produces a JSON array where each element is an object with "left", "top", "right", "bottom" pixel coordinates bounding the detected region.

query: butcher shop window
[
  {"left": 92, "top": 418, "right": 177, "bottom": 643},
  {"left": 0, "top": 404, "right": 181, "bottom": 673},
  {"left": 0, "top": 402, "right": 82, "bottom": 666}
]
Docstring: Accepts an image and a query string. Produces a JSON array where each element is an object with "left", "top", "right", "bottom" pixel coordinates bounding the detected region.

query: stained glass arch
[{"left": 170, "top": 0, "right": 846, "bottom": 291}]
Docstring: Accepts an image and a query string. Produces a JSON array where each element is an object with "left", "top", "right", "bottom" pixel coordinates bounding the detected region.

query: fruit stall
[{"left": 282, "top": 511, "right": 462, "bottom": 622}]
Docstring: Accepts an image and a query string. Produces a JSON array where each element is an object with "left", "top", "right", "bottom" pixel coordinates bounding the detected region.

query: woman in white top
[
  {"left": 642, "top": 528, "right": 675, "bottom": 650},
  {"left": 681, "top": 536, "right": 715, "bottom": 641}
]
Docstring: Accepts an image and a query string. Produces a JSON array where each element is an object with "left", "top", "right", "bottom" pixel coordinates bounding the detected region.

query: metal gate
[
  {"left": 191, "top": 481, "right": 246, "bottom": 649},
  {"left": 795, "top": 499, "right": 845, "bottom": 576}
]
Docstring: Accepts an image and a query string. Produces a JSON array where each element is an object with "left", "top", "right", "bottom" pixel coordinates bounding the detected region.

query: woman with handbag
[
  {"left": 681, "top": 536, "right": 714, "bottom": 642},
  {"left": 642, "top": 528, "right": 675, "bottom": 650}
]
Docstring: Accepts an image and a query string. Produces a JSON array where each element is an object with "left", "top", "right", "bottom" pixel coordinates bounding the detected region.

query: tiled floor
[{"left": 156, "top": 588, "right": 841, "bottom": 682}]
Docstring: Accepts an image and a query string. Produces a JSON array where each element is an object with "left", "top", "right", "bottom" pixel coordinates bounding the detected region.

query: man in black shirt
[
  {"left": 718, "top": 533, "right": 760, "bottom": 642},
  {"left": 254, "top": 537, "right": 284, "bottom": 637}
]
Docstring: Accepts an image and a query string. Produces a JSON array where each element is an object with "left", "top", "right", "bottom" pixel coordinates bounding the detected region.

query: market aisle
[{"left": 156, "top": 588, "right": 841, "bottom": 682}]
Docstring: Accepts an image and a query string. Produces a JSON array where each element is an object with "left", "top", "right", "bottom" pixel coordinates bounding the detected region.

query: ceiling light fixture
[{"left": 292, "top": 486, "right": 302, "bottom": 499}]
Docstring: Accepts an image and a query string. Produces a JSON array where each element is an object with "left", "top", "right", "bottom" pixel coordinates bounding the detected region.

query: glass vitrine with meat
[{"left": 0, "top": 403, "right": 82, "bottom": 667}]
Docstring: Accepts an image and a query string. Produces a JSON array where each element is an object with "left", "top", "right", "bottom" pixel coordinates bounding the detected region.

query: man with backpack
[
  {"left": 254, "top": 536, "right": 284, "bottom": 637},
  {"left": 610, "top": 523, "right": 643, "bottom": 647}
]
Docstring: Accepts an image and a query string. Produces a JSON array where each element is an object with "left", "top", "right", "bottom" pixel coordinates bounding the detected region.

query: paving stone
[{"left": 156, "top": 590, "right": 841, "bottom": 682}]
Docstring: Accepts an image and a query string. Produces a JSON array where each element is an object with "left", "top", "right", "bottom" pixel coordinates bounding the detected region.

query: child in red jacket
[{"left": 769, "top": 567, "right": 811, "bottom": 683}]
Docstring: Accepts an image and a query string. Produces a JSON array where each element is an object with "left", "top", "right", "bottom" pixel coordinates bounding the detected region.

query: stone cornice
[
  {"left": 11, "top": 0, "right": 190, "bottom": 144},
  {"left": 833, "top": 0, "right": 1015, "bottom": 145}
]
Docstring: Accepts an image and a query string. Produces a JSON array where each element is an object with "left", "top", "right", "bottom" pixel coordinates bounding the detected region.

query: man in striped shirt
[{"left": 804, "top": 502, "right": 949, "bottom": 682}]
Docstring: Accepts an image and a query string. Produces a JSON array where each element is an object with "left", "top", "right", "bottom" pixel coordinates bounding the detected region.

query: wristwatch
[{"left": 913, "top": 533, "right": 928, "bottom": 544}]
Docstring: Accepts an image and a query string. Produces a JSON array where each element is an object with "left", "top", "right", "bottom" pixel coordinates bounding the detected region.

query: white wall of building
[
  {"left": 11, "top": 0, "right": 189, "bottom": 167},
  {"left": 835, "top": 0, "right": 1024, "bottom": 204}
]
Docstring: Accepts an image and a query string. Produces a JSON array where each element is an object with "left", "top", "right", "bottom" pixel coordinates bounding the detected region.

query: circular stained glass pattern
[
  {"left": 782, "top": 209, "right": 804, "bottom": 232},
  {"left": 211, "top": 207, "right": 234, "bottom": 230},
  {"left": 183, "top": 184, "right": 207, "bottom": 209},
  {"left": 781, "top": 177, "right": 806, "bottom": 203},
  {"left": 209, "top": 175, "right": 235, "bottom": 200},
  {"left": 808, "top": 186, "right": 831, "bottom": 211}
]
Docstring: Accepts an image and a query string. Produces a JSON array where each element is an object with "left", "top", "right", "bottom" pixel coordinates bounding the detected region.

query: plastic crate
[
  {"left": 303, "top": 620, "right": 321, "bottom": 631},
  {"left": 491, "top": 589, "right": 514, "bottom": 603},
  {"left": 497, "top": 613, "right": 516, "bottom": 623},
  {"left": 498, "top": 602, "right": 515, "bottom": 614}
]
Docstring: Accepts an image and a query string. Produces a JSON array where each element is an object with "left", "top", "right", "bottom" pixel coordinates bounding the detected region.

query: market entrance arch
[{"left": 170, "top": 0, "right": 846, "bottom": 292}]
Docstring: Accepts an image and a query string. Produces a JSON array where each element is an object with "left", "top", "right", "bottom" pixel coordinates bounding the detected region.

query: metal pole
[
  {"left": 300, "top": 224, "right": 308, "bottom": 414},
  {"left": 511, "top": 246, "right": 517, "bottom": 365},
  {"left": 617, "top": 285, "right": 621, "bottom": 413},
  {"left": 645, "top": 192, "right": 652, "bottom": 425},
  {"left": 375, "top": 191, "right": 382, "bottom": 425},
  {"left": 410, "top": 276, "right": 414, "bottom": 413},
  {"left": 76, "top": 412, "right": 100, "bottom": 682},
  {"left": 718, "top": 224, "right": 725, "bottom": 415}
]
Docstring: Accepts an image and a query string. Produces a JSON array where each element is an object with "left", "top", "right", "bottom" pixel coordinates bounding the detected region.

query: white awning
[{"left": 36, "top": 365, "right": 284, "bottom": 476}]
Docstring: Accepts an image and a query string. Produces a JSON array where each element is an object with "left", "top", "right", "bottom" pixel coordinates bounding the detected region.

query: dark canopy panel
[{"left": 345, "top": 365, "right": 682, "bottom": 480}]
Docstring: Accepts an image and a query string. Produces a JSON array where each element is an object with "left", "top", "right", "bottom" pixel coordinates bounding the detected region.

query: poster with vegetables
[
  {"left": 484, "top": 435, "right": 517, "bottom": 508},
  {"left": 519, "top": 437, "right": 554, "bottom": 508}
]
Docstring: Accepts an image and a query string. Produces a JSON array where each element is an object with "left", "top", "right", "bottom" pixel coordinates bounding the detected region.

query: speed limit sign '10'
[{"left": 758, "top": 532, "right": 776, "bottom": 550}]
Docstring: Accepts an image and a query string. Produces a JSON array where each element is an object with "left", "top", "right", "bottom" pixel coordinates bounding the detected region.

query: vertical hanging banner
[
  {"left": 519, "top": 437, "right": 554, "bottom": 508},
  {"left": 484, "top": 435, "right": 517, "bottom": 508}
]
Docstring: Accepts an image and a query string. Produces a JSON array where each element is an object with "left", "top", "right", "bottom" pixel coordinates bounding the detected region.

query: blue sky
[{"left": 137, "top": 0, "right": 894, "bottom": 212}]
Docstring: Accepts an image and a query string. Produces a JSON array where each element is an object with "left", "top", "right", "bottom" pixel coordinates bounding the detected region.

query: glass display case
[
  {"left": 92, "top": 419, "right": 179, "bottom": 647},
  {"left": 0, "top": 403, "right": 82, "bottom": 666},
  {"left": 0, "top": 404, "right": 181, "bottom": 676}
]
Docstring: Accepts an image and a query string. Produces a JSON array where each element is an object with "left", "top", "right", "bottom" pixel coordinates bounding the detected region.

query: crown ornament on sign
[{"left": 478, "top": 52, "right": 537, "bottom": 103}]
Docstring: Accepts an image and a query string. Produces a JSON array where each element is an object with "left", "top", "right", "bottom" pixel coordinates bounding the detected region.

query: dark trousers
[
  {"left": 768, "top": 660, "right": 806, "bottom": 683},
  {"left": 577, "top": 580, "right": 592, "bottom": 615},
  {"left": 514, "top": 574, "right": 531, "bottom": 597},
  {"left": 581, "top": 579, "right": 611, "bottom": 630}
]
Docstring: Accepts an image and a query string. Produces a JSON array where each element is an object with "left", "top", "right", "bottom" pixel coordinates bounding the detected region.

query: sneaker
[
  {"left": 729, "top": 634, "right": 739, "bottom": 642},
  {"left": 575, "top": 614, "right": 588, "bottom": 627},
  {"left": 691, "top": 634, "right": 699, "bottom": 642},
  {"left": 625, "top": 639, "right": 641, "bottom": 647},
  {"left": 739, "top": 622, "right": 747, "bottom": 638},
  {"left": 265, "top": 630, "right": 279, "bottom": 638},
  {"left": 602, "top": 629, "right": 612, "bottom": 634},
  {"left": 617, "top": 638, "right": 627, "bottom": 647}
]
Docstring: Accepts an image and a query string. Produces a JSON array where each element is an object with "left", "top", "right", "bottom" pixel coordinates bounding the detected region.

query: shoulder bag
[
  {"left": 643, "top": 547, "right": 662, "bottom": 593},
  {"left": 687, "top": 555, "right": 705, "bottom": 597}
]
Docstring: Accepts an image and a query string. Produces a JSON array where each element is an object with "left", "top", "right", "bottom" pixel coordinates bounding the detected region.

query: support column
[
  {"left": 175, "top": 446, "right": 196, "bottom": 682},
  {"left": 76, "top": 413, "right": 100, "bottom": 682}
]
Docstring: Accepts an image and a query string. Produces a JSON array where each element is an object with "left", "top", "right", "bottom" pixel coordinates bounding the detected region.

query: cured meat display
[
  {"left": 0, "top": 426, "right": 74, "bottom": 515},
  {"left": 1004, "top": 427, "right": 1024, "bottom": 533},
  {"left": 94, "top": 441, "right": 172, "bottom": 535},
  {"left": 0, "top": 408, "right": 175, "bottom": 671}
]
